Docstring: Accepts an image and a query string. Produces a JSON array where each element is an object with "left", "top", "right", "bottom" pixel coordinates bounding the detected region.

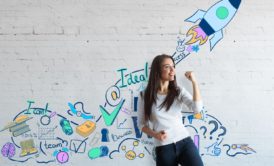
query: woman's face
[{"left": 160, "top": 58, "right": 175, "bottom": 81}]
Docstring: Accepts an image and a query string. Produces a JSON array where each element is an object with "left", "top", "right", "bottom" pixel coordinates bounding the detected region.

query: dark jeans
[{"left": 155, "top": 137, "right": 204, "bottom": 166}]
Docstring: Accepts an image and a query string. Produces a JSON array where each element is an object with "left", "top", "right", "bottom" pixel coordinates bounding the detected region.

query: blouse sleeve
[
  {"left": 137, "top": 92, "right": 149, "bottom": 130},
  {"left": 179, "top": 87, "right": 203, "bottom": 114}
]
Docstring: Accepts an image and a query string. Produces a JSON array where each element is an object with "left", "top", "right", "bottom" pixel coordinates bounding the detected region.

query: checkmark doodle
[
  {"left": 100, "top": 99, "right": 125, "bottom": 126},
  {"left": 70, "top": 138, "right": 88, "bottom": 153}
]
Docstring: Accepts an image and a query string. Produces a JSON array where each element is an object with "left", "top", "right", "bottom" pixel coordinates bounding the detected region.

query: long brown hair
[{"left": 142, "top": 54, "right": 181, "bottom": 121}]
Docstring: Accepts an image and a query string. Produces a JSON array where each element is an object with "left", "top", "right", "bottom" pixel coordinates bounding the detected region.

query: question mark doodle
[
  {"left": 208, "top": 120, "right": 218, "bottom": 140},
  {"left": 217, "top": 126, "right": 227, "bottom": 139},
  {"left": 200, "top": 126, "right": 207, "bottom": 138}
]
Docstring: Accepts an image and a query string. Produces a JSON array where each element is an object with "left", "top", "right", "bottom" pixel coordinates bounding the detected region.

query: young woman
[{"left": 138, "top": 54, "right": 204, "bottom": 166}]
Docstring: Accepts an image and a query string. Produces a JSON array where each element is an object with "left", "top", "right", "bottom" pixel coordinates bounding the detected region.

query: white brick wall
[{"left": 0, "top": 0, "right": 274, "bottom": 165}]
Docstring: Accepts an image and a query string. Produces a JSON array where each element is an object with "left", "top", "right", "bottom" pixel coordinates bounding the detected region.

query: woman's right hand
[{"left": 154, "top": 130, "right": 167, "bottom": 141}]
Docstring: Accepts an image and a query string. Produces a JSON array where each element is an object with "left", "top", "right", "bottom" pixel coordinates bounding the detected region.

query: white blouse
[{"left": 138, "top": 86, "right": 203, "bottom": 147}]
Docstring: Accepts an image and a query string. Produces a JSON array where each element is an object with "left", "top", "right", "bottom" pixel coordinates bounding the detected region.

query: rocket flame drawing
[{"left": 186, "top": 25, "right": 208, "bottom": 45}]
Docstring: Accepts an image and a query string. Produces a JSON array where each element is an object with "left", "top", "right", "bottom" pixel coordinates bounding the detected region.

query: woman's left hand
[{"left": 185, "top": 71, "right": 196, "bottom": 83}]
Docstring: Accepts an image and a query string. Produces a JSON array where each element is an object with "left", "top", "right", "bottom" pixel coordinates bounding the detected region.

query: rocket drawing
[{"left": 185, "top": 0, "right": 241, "bottom": 51}]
